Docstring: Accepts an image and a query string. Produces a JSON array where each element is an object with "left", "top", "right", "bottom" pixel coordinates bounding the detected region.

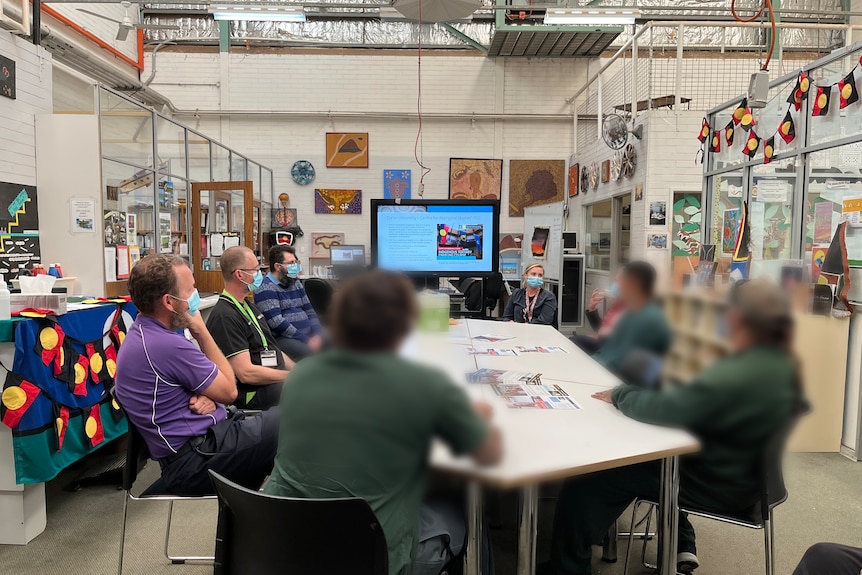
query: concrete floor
[{"left": 0, "top": 453, "right": 860, "bottom": 575}]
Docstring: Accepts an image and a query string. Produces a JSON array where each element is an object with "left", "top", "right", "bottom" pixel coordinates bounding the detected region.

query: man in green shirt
[
  {"left": 546, "top": 278, "right": 805, "bottom": 575},
  {"left": 592, "top": 261, "right": 672, "bottom": 373},
  {"left": 265, "top": 270, "right": 502, "bottom": 575}
]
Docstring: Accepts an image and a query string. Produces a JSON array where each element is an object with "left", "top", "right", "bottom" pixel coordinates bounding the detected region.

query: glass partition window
[
  {"left": 262, "top": 168, "right": 273, "bottom": 205},
  {"left": 585, "top": 200, "right": 613, "bottom": 272},
  {"left": 212, "top": 145, "right": 230, "bottom": 181},
  {"left": 188, "top": 136, "right": 211, "bottom": 182},
  {"left": 231, "top": 154, "right": 247, "bottom": 182},
  {"left": 103, "top": 159, "right": 155, "bottom": 274},
  {"left": 710, "top": 170, "right": 744, "bottom": 258},
  {"left": 100, "top": 89, "right": 153, "bottom": 168},
  {"left": 156, "top": 117, "right": 187, "bottom": 179},
  {"left": 158, "top": 178, "right": 190, "bottom": 262},
  {"left": 750, "top": 159, "right": 796, "bottom": 280},
  {"left": 249, "top": 162, "right": 262, "bottom": 203},
  {"left": 809, "top": 46, "right": 862, "bottom": 147}
]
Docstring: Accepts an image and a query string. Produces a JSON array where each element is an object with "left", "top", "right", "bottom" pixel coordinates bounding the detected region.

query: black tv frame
[{"left": 370, "top": 199, "right": 501, "bottom": 279}]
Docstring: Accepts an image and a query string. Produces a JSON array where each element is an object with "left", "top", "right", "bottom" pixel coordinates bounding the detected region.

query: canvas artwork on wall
[
  {"left": 311, "top": 232, "right": 346, "bottom": 259},
  {"left": 314, "top": 189, "right": 362, "bottom": 214},
  {"left": 568, "top": 164, "right": 579, "bottom": 197},
  {"left": 508, "top": 160, "right": 567, "bottom": 217},
  {"left": 449, "top": 159, "right": 504, "bottom": 200},
  {"left": 326, "top": 133, "right": 369, "bottom": 168},
  {"left": 272, "top": 207, "right": 298, "bottom": 228},
  {"left": 722, "top": 208, "right": 741, "bottom": 254},
  {"left": 384, "top": 170, "right": 411, "bottom": 200}
]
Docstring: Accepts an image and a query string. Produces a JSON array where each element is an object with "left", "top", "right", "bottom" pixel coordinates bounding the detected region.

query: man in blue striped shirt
[{"left": 254, "top": 244, "right": 323, "bottom": 361}]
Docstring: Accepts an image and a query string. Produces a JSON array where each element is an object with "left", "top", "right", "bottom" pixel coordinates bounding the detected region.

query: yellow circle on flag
[
  {"left": 39, "top": 327, "right": 58, "bottom": 351},
  {"left": 59, "top": 347, "right": 65, "bottom": 366},
  {"left": 56, "top": 417, "right": 64, "bottom": 436},
  {"left": 801, "top": 77, "right": 810, "bottom": 91},
  {"left": 766, "top": 145, "right": 774, "bottom": 156},
  {"left": 742, "top": 113, "right": 753, "bottom": 125},
  {"left": 781, "top": 121, "right": 791, "bottom": 134},
  {"left": 818, "top": 93, "right": 827, "bottom": 108},
  {"left": 85, "top": 416, "right": 97, "bottom": 439},
  {"left": 733, "top": 108, "right": 744, "bottom": 120},
  {"left": 842, "top": 84, "right": 853, "bottom": 99},
  {"left": 118, "top": 332, "right": 125, "bottom": 345},
  {"left": 712, "top": 136, "right": 718, "bottom": 146},
  {"left": 111, "top": 399, "right": 120, "bottom": 411},
  {"left": 439, "top": 229, "right": 446, "bottom": 237},
  {"left": 107, "top": 359, "right": 117, "bottom": 378},
  {"left": 74, "top": 363, "right": 86, "bottom": 385},
  {"left": 1, "top": 386, "right": 26, "bottom": 411},
  {"left": 90, "top": 353, "right": 103, "bottom": 374},
  {"left": 748, "top": 139, "right": 758, "bottom": 151}
]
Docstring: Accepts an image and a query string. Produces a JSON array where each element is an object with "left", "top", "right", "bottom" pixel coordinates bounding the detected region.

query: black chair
[
  {"left": 117, "top": 419, "right": 216, "bottom": 575},
  {"left": 621, "top": 417, "right": 800, "bottom": 575},
  {"left": 482, "top": 272, "right": 504, "bottom": 318},
  {"left": 304, "top": 278, "right": 334, "bottom": 322},
  {"left": 209, "top": 470, "right": 388, "bottom": 575}
]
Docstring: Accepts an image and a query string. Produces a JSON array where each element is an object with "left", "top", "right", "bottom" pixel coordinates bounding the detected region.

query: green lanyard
[{"left": 221, "top": 290, "right": 268, "bottom": 348}]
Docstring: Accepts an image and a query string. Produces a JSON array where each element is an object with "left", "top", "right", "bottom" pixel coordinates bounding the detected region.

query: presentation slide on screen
[{"left": 376, "top": 205, "right": 495, "bottom": 273}]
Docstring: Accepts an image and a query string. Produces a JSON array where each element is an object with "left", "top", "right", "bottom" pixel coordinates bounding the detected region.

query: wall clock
[
  {"left": 622, "top": 144, "right": 637, "bottom": 178},
  {"left": 290, "top": 160, "right": 316, "bottom": 185}
]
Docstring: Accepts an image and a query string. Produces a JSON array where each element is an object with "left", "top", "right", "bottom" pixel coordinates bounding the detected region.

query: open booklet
[
  {"left": 466, "top": 348, "right": 518, "bottom": 356},
  {"left": 466, "top": 369, "right": 581, "bottom": 410}
]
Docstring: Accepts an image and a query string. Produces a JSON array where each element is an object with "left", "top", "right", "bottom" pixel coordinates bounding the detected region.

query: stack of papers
[
  {"left": 492, "top": 382, "right": 581, "bottom": 410},
  {"left": 466, "top": 369, "right": 542, "bottom": 385},
  {"left": 515, "top": 346, "right": 568, "bottom": 354},
  {"left": 466, "top": 348, "right": 518, "bottom": 356},
  {"left": 472, "top": 334, "right": 516, "bottom": 343}
]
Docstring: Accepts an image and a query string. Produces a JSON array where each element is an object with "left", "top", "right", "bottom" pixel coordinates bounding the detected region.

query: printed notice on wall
[
  {"left": 0, "top": 181, "right": 41, "bottom": 279},
  {"left": 70, "top": 198, "right": 96, "bottom": 233}
]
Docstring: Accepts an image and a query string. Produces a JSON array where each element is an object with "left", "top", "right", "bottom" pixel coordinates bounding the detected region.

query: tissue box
[{"left": 11, "top": 294, "right": 68, "bottom": 316}]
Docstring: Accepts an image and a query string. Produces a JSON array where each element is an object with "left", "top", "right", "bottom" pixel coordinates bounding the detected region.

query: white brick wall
[
  {"left": 48, "top": 3, "right": 139, "bottom": 62},
  {"left": 145, "top": 50, "right": 586, "bottom": 260},
  {"left": 0, "top": 29, "right": 52, "bottom": 186}
]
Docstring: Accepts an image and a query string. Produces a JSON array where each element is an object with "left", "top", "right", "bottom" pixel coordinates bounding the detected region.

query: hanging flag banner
[
  {"left": 709, "top": 130, "right": 721, "bottom": 153},
  {"left": 698, "top": 118, "right": 710, "bottom": 142},
  {"left": 743, "top": 130, "right": 761, "bottom": 159},
  {"left": 839, "top": 71, "right": 859, "bottom": 109},
  {"left": 725, "top": 120, "right": 735, "bottom": 146},
  {"left": 763, "top": 137, "right": 776, "bottom": 164},
  {"left": 779, "top": 111, "right": 796, "bottom": 144},
  {"left": 812, "top": 85, "right": 832, "bottom": 116}
]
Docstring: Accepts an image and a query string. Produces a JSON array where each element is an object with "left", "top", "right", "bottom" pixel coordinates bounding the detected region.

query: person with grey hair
[
  {"left": 502, "top": 263, "right": 557, "bottom": 325},
  {"left": 544, "top": 277, "right": 807, "bottom": 575}
]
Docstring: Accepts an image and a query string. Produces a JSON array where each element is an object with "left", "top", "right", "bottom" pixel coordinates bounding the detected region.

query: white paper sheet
[
  {"left": 223, "top": 234, "right": 240, "bottom": 249},
  {"left": 210, "top": 233, "right": 224, "bottom": 257},
  {"left": 104, "top": 247, "right": 117, "bottom": 282}
]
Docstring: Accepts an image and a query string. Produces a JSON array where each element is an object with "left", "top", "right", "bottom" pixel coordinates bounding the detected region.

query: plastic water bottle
[
  {"left": 0, "top": 275, "right": 11, "bottom": 321},
  {"left": 418, "top": 291, "right": 450, "bottom": 333}
]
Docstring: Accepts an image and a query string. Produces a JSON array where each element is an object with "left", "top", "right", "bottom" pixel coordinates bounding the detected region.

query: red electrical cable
[{"left": 731, "top": 0, "right": 777, "bottom": 71}]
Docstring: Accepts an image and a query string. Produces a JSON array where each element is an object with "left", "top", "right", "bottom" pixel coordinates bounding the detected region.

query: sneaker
[{"left": 677, "top": 551, "right": 700, "bottom": 573}]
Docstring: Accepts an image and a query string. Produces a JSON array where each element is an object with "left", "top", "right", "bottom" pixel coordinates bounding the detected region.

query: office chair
[
  {"left": 303, "top": 278, "right": 334, "bottom": 322},
  {"left": 117, "top": 419, "right": 216, "bottom": 575},
  {"left": 209, "top": 471, "right": 388, "bottom": 575},
  {"left": 482, "top": 272, "right": 504, "bottom": 318}
]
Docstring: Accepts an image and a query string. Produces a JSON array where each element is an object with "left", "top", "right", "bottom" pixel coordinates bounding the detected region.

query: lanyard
[
  {"left": 221, "top": 291, "right": 268, "bottom": 348},
  {"left": 525, "top": 290, "right": 540, "bottom": 322}
]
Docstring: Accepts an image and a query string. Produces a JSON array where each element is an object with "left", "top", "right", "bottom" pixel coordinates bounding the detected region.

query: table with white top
[{"left": 406, "top": 319, "right": 699, "bottom": 575}]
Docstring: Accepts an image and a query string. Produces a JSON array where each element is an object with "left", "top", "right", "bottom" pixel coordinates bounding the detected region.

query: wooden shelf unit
[{"left": 662, "top": 290, "right": 850, "bottom": 452}]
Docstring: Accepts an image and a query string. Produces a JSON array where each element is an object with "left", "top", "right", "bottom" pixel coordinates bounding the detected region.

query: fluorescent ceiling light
[
  {"left": 209, "top": 6, "right": 307, "bottom": 22},
  {"left": 543, "top": 8, "right": 640, "bottom": 25},
  {"left": 378, "top": 6, "right": 472, "bottom": 23}
]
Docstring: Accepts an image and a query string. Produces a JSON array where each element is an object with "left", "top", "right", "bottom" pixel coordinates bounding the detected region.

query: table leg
[
  {"left": 657, "top": 456, "right": 680, "bottom": 575},
  {"left": 465, "top": 481, "right": 483, "bottom": 575},
  {"left": 516, "top": 484, "right": 539, "bottom": 575}
]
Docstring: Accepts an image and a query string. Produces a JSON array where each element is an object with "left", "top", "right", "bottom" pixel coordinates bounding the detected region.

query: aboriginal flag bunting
[
  {"left": 739, "top": 107, "right": 756, "bottom": 131},
  {"left": 698, "top": 118, "right": 710, "bottom": 142},
  {"left": 710, "top": 130, "right": 721, "bottom": 153},
  {"left": 732, "top": 98, "right": 748, "bottom": 125},
  {"left": 725, "top": 121, "right": 735, "bottom": 146},
  {"left": 71, "top": 354, "right": 89, "bottom": 396},
  {"left": 1, "top": 374, "right": 40, "bottom": 429},
  {"left": 779, "top": 111, "right": 796, "bottom": 144},
  {"left": 743, "top": 130, "right": 761, "bottom": 158},
  {"left": 763, "top": 137, "right": 776, "bottom": 164},
  {"left": 812, "top": 85, "right": 831, "bottom": 116},
  {"left": 54, "top": 403, "right": 69, "bottom": 452},
  {"left": 787, "top": 72, "right": 810, "bottom": 111},
  {"left": 82, "top": 404, "right": 105, "bottom": 448},
  {"left": 839, "top": 71, "right": 859, "bottom": 109}
]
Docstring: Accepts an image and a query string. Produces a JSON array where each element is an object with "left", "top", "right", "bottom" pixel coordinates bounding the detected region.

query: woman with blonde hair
[{"left": 502, "top": 263, "right": 557, "bottom": 325}]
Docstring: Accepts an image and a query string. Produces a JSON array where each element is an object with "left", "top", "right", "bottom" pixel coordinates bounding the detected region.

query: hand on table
[
  {"left": 588, "top": 289, "right": 605, "bottom": 312},
  {"left": 591, "top": 390, "right": 614, "bottom": 404},
  {"left": 189, "top": 394, "right": 217, "bottom": 415}
]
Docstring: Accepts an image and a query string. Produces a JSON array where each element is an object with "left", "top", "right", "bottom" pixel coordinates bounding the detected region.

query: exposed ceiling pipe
[
  {"left": 169, "top": 109, "right": 593, "bottom": 120},
  {"left": 143, "top": 39, "right": 177, "bottom": 86}
]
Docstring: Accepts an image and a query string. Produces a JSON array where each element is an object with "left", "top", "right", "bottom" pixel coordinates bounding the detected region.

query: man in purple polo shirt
[{"left": 115, "top": 255, "right": 279, "bottom": 496}]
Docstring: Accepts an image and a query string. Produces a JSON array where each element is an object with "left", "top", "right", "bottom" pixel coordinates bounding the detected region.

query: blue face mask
[
  {"left": 243, "top": 270, "right": 264, "bottom": 292},
  {"left": 171, "top": 289, "right": 201, "bottom": 316},
  {"left": 286, "top": 263, "right": 301, "bottom": 278},
  {"left": 609, "top": 282, "right": 620, "bottom": 298},
  {"left": 526, "top": 276, "right": 544, "bottom": 289}
]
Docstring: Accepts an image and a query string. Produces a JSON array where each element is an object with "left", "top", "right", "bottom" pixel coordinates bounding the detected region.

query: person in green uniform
[
  {"left": 592, "top": 261, "right": 672, "bottom": 373},
  {"left": 265, "top": 270, "right": 503, "bottom": 575},
  {"left": 544, "top": 278, "right": 805, "bottom": 575}
]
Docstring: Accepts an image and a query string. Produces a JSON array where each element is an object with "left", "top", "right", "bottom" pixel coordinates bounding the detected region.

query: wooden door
[{"left": 191, "top": 181, "right": 254, "bottom": 294}]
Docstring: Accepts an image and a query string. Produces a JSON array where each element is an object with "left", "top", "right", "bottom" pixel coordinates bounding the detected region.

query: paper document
[
  {"left": 492, "top": 382, "right": 581, "bottom": 410},
  {"left": 472, "top": 334, "right": 516, "bottom": 343},
  {"left": 466, "top": 369, "right": 542, "bottom": 385},
  {"left": 466, "top": 348, "right": 518, "bottom": 357},
  {"left": 515, "top": 346, "right": 568, "bottom": 354}
]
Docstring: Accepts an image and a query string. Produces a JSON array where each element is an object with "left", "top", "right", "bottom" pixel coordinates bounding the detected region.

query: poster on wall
[
  {"left": 311, "top": 232, "right": 345, "bottom": 259},
  {"left": 116, "top": 245, "right": 130, "bottom": 279},
  {"left": 813, "top": 201, "right": 833, "bottom": 244},
  {"left": 0, "top": 182, "right": 40, "bottom": 279},
  {"left": 314, "top": 189, "right": 362, "bottom": 214},
  {"left": 326, "top": 133, "right": 369, "bottom": 168},
  {"left": 508, "top": 160, "right": 566, "bottom": 217},
  {"left": 649, "top": 201, "right": 667, "bottom": 226},
  {"left": 159, "top": 212, "right": 172, "bottom": 254},
  {"left": 103, "top": 211, "right": 127, "bottom": 247},
  {"left": 530, "top": 227, "right": 550, "bottom": 259},
  {"left": 449, "top": 159, "right": 503, "bottom": 200},
  {"left": 722, "top": 208, "right": 741, "bottom": 255},
  {"left": 384, "top": 170, "right": 412, "bottom": 200},
  {"left": 126, "top": 212, "right": 137, "bottom": 245},
  {"left": 647, "top": 234, "right": 668, "bottom": 249},
  {"left": 70, "top": 198, "right": 96, "bottom": 233}
]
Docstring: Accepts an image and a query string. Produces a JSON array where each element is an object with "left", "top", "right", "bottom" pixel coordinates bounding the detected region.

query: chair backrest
[
  {"left": 617, "top": 349, "right": 664, "bottom": 390},
  {"left": 209, "top": 471, "right": 389, "bottom": 575},
  {"left": 121, "top": 415, "right": 151, "bottom": 492},
  {"left": 304, "top": 278, "right": 334, "bottom": 318},
  {"left": 758, "top": 414, "right": 801, "bottom": 520},
  {"left": 461, "top": 278, "right": 482, "bottom": 311},
  {"left": 483, "top": 273, "right": 504, "bottom": 313}
]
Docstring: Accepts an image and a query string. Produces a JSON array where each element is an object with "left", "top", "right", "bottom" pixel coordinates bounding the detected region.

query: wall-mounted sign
[{"left": 0, "top": 54, "right": 16, "bottom": 100}]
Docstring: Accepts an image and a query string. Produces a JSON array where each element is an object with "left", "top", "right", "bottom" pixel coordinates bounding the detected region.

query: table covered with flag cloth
[{"left": 0, "top": 303, "right": 136, "bottom": 484}]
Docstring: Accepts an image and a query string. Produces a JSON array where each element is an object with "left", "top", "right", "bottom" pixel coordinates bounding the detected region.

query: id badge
[{"left": 260, "top": 349, "right": 278, "bottom": 367}]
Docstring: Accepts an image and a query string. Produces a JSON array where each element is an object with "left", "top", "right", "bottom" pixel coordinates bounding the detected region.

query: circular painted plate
[{"left": 291, "top": 160, "right": 316, "bottom": 185}]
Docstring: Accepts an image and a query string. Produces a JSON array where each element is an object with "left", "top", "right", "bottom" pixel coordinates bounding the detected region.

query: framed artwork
[
  {"left": 722, "top": 208, "right": 741, "bottom": 254},
  {"left": 449, "top": 158, "right": 504, "bottom": 200},
  {"left": 508, "top": 160, "right": 567, "bottom": 217},
  {"left": 634, "top": 183, "right": 643, "bottom": 201},
  {"left": 311, "top": 232, "right": 345, "bottom": 259},
  {"left": 601, "top": 160, "right": 611, "bottom": 183},
  {"left": 647, "top": 234, "right": 668, "bottom": 249},
  {"left": 649, "top": 201, "right": 667, "bottom": 226},
  {"left": 314, "top": 189, "right": 362, "bottom": 214},
  {"left": 384, "top": 170, "right": 411, "bottom": 200},
  {"left": 326, "top": 133, "right": 369, "bottom": 168},
  {"left": 272, "top": 207, "right": 298, "bottom": 228},
  {"left": 568, "top": 164, "right": 579, "bottom": 197}
]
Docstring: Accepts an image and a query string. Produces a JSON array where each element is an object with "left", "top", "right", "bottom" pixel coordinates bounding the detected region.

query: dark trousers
[
  {"left": 159, "top": 409, "right": 280, "bottom": 496},
  {"left": 235, "top": 381, "right": 283, "bottom": 411},
  {"left": 550, "top": 461, "right": 719, "bottom": 575},
  {"left": 793, "top": 543, "right": 862, "bottom": 575},
  {"left": 276, "top": 335, "right": 313, "bottom": 362},
  {"left": 569, "top": 335, "right": 604, "bottom": 356}
]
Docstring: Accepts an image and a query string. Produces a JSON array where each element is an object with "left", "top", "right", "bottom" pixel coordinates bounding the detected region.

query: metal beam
[
  {"left": 441, "top": 22, "right": 488, "bottom": 53},
  {"left": 218, "top": 19, "right": 229, "bottom": 52}
]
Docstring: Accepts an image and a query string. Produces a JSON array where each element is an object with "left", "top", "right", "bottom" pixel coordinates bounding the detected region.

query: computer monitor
[
  {"left": 370, "top": 199, "right": 500, "bottom": 278},
  {"left": 330, "top": 244, "right": 366, "bottom": 267}
]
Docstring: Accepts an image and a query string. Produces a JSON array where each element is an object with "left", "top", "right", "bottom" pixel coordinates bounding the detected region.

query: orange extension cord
[{"left": 731, "top": 0, "right": 777, "bottom": 71}]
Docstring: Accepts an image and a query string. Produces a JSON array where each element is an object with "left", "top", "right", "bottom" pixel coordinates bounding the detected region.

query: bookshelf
[{"left": 662, "top": 290, "right": 850, "bottom": 452}]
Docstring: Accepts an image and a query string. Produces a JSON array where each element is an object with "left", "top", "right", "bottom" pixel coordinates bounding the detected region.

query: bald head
[{"left": 221, "top": 246, "right": 256, "bottom": 282}]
